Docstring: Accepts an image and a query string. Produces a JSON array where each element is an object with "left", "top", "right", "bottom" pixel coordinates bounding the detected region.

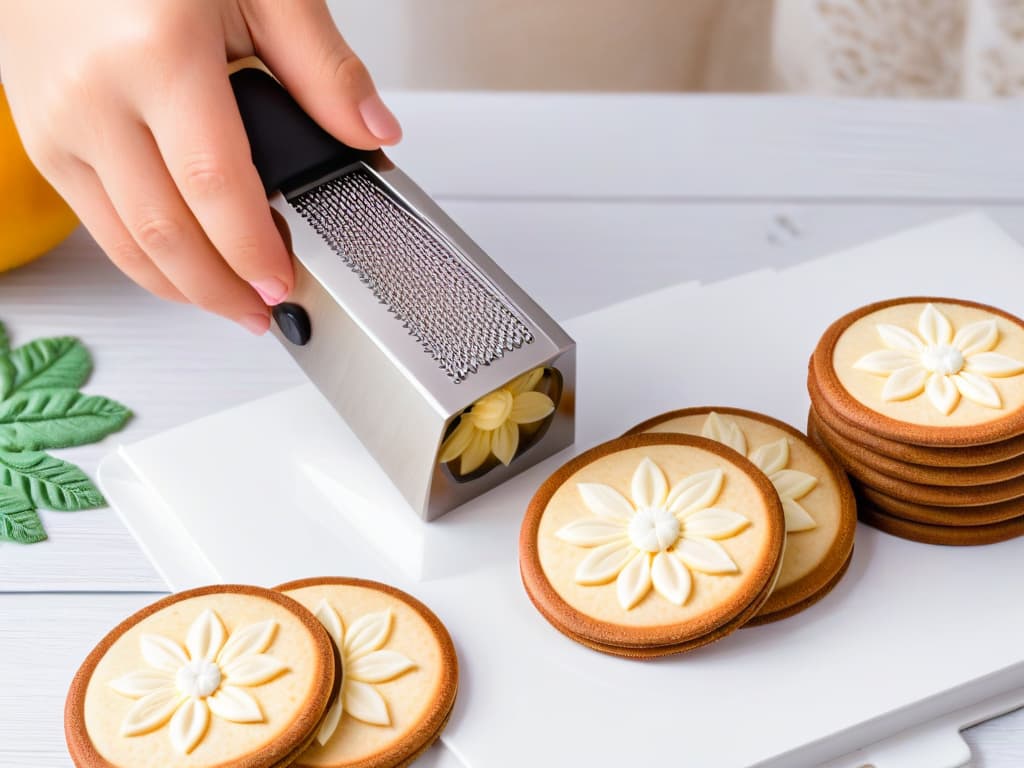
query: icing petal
[
  {"left": 120, "top": 687, "right": 183, "bottom": 737},
  {"left": 953, "top": 319, "right": 999, "bottom": 356},
  {"left": 631, "top": 457, "right": 668, "bottom": 509},
  {"left": 965, "top": 352, "right": 1024, "bottom": 378},
  {"left": 574, "top": 540, "right": 635, "bottom": 585},
  {"left": 185, "top": 609, "right": 226, "bottom": 663},
  {"left": 701, "top": 412, "right": 747, "bottom": 455},
  {"left": 666, "top": 469, "right": 724, "bottom": 517},
  {"left": 108, "top": 670, "right": 174, "bottom": 698},
  {"left": 459, "top": 427, "right": 492, "bottom": 475},
  {"left": 344, "top": 611, "right": 392, "bottom": 658},
  {"left": 919, "top": 304, "right": 953, "bottom": 346},
  {"left": 347, "top": 650, "right": 416, "bottom": 683},
  {"left": 876, "top": 324, "right": 925, "bottom": 353},
  {"left": 316, "top": 696, "right": 344, "bottom": 746},
  {"left": 506, "top": 367, "right": 544, "bottom": 396},
  {"left": 853, "top": 349, "right": 918, "bottom": 375},
  {"left": 650, "top": 551, "right": 692, "bottom": 606},
  {"left": 490, "top": 420, "right": 519, "bottom": 466},
  {"left": 207, "top": 685, "right": 263, "bottom": 723},
  {"left": 881, "top": 365, "right": 928, "bottom": 402},
  {"left": 344, "top": 680, "right": 390, "bottom": 726},
  {"left": 615, "top": 552, "right": 652, "bottom": 610},
  {"left": 509, "top": 391, "right": 555, "bottom": 424},
  {"left": 555, "top": 518, "right": 628, "bottom": 547},
  {"left": 925, "top": 373, "right": 959, "bottom": 415},
  {"left": 770, "top": 469, "right": 818, "bottom": 500},
  {"left": 577, "top": 482, "right": 635, "bottom": 522},
  {"left": 217, "top": 621, "right": 277, "bottom": 666},
  {"left": 674, "top": 538, "right": 739, "bottom": 574},
  {"left": 140, "top": 634, "right": 189, "bottom": 673},
  {"left": 170, "top": 697, "right": 209, "bottom": 755},
  {"left": 783, "top": 498, "right": 817, "bottom": 533},
  {"left": 683, "top": 508, "right": 750, "bottom": 539},
  {"left": 314, "top": 600, "right": 345, "bottom": 646},
  {"left": 953, "top": 371, "right": 1002, "bottom": 409},
  {"left": 222, "top": 654, "right": 288, "bottom": 686},
  {"left": 749, "top": 438, "right": 789, "bottom": 476},
  {"left": 438, "top": 418, "right": 476, "bottom": 464}
]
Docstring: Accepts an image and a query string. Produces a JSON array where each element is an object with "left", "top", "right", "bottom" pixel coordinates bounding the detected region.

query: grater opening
[{"left": 290, "top": 169, "right": 534, "bottom": 383}]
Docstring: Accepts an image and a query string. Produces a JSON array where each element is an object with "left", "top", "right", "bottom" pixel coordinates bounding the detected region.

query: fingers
[
  {"left": 142, "top": 50, "right": 294, "bottom": 306},
  {"left": 93, "top": 118, "right": 271, "bottom": 335},
  {"left": 54, "top": 159, "right": 187, "bottom": 304},
  {"left": 243, "top": 0, "right": 401, "bottom": 149}
]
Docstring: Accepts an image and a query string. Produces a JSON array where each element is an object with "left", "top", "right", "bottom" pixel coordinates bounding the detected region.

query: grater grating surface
[{"left": 291, "top": 170, "right": 534, "bottom": 383}]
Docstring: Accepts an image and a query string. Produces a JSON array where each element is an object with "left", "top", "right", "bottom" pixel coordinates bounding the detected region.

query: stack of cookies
[
  {"left": 65, "top": 579, "right": 458, "bottom": 768},
  {"left": 519, "top": 407, "right": 856, "bottom": 658},
  {"left": 808, "top": 296, "right": 1024, "bottom": 546}
]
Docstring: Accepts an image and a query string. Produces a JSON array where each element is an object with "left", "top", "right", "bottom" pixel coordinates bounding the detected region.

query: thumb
[{"left": 245, "top": 0, "right": 401, "bottom": 150}]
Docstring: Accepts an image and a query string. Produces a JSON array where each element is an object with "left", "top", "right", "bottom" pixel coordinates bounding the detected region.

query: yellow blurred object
[{"left": 0, "top": 84, "right": 78, "bottom": 273}]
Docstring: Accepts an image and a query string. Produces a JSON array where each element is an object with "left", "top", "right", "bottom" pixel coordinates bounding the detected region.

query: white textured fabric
[{"left": 331, "top": 0, "right": 1024, "bottom": 97}]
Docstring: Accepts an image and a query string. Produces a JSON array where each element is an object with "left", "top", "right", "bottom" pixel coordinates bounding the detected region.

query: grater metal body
[{"left": 270, "top": 152, "right": 575, "bottom": 520}]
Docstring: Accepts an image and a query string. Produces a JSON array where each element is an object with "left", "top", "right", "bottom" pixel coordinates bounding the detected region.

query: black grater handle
[{"left": 230, "top": 66, "right": 366, "bottom": 196}]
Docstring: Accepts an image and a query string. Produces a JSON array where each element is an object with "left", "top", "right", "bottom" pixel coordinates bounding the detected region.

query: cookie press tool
[{"left": 228, "top": 61, "right": 575, "bottom": 521}]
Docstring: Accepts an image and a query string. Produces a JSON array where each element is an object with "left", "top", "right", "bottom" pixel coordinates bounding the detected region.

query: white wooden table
[{"left": 1, "top": 93, "right": 1022, "bottom": 766}]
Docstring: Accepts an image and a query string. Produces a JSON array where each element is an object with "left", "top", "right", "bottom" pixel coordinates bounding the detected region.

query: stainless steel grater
[{"left": 230, "top": 63, "right": 575, "bottom": 521}]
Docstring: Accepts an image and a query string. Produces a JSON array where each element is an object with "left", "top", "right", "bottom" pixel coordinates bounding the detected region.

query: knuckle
[
  {"left": 133, "top": 212, "right": 181, "bottom": 252},
  {"left": 180, "top": 152, "right": 229, "bottom": 198},
  {"left": 225, "top": 234, "right": 264, "bottom": 273},
  {"left": 324, "top": 44, "right": 368, "bottom": 90},
  {"left": 107, "top": 238, "right": 149, "bottom": 271}
]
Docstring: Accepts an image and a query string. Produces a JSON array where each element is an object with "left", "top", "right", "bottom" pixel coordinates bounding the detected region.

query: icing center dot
[
  {"left": 175, "top": 659, "right": 222, "bottom": 698},
  {"left": 628, "top": 507, "right": 680, "bottom": 553},
  {"left": 471, "top": 390, "right": 514, "bottom": 431},
  {"left": 921, "top": 344, "right": 964, "bottom": 375}
]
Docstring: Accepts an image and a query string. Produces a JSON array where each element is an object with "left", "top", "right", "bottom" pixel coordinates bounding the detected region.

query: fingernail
[
  {"left": 241, "top": 313, "right": 270, "bottom": 336},
  {"left": 250, "top": 277, "right": 288, "bottom": 305},
  {"left": 359, "top": 94, "right": 402, "bottom": 144}
]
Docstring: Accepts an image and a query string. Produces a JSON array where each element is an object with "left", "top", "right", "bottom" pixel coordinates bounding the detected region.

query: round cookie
[
  {"left": 744, "top": 548, "right": 853, "bottom": 627},
  {"left": 277, "top": 578, "right": 458, "bottom": 768},
  {"left": 808, "top": 365, "right": 1024, "bottom": 467},
  {"left": 66, "top": 585, "right": 336, "bottom": 768},
  {"left": 624, "top": 407, "right": 856, "bottom": 623},
  {"left": 808, "top": 408, "right": 1024, "bottom": 486},
  {"left": 813, "top": 297, "right": 1024, "bottom": 447},
  {"left": 858, "top": 484, "right": 1024, "bottom": 527},
  {"left": 812, "top": 423, "right": 1024, "bottom": 506},
  {"left": 856, "top": 493, "right": 1024, "bottom": 546},
  {"left": 519, "top": 433, "right": 785, "bottom": 653}
]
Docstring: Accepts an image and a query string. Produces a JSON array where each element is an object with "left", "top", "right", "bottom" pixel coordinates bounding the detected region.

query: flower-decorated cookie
[
  {"left": 278, "top": 578, "right": 458, "bottom": 768},
  {"left": 65, "top": 585, "right": 336, "bottom": 768},
  {"left": 519, "top": 433, "right": 785, "bottom": 656},
  {"left": 625, "top": 408, "right": 856, "bottom": 624},
  {"left": 813, "top": 297, "right": 1024, "bottom": 446}
]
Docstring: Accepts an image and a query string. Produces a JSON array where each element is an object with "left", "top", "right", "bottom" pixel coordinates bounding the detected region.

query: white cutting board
[{"left": 99, "top": 214, "right": 1024, "bottom": 768}]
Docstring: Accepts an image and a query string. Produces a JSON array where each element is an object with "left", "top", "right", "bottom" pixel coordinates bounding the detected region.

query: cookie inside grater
[{"left": 291, "top": 168, "right": 535, "bottom": 383}]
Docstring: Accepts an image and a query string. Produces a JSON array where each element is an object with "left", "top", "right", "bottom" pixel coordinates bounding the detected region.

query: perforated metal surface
[{"left": 291, "top": 170, "right": 534, "bottom": 383}]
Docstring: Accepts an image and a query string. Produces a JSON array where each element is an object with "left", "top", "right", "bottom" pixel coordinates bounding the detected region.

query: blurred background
[{"left": 330, "top": 0, "right": 1024, "bottom": 97}]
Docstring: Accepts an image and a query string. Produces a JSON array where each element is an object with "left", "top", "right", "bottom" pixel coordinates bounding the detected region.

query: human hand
[{"left": 0, "top": 0, "right": 401, "bottom": 334}]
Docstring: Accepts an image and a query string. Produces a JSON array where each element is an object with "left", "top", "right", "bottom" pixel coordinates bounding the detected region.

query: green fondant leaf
[
  {"left": 0, "top": 487, "right": 46, "bottom": 544},
  {"left": 0, "top": 357, "right": 13, "bottom": 400},
  {"left": 0, "top": 450, "right": 104, "bottom": 511},
  {"left": 0, "top": 389, "right": 131, "bottom": 451},
  {"left": 0, "top": 321, "right": 9, "bottom": 355},
  {"left": 8, "top": 336, "right": 92, "bottom": 393}
]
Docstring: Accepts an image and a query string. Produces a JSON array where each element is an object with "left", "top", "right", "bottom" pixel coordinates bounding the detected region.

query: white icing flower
[
  {"left": 108, "top": 610, "right": 288, "bottom": 755},
  {"left": 439, "top": 367, "right": 555, "bottom": 475},
  {"left": 555, "top": 457, "right": 751, "bottom": 610},
  {"left": 312, "top": 603, "right": 416, "bottom": 744},
  {"left": 853, "top": 303, "right": 1024, "bottom": 415},
  {"left": 701, "top": 412, "right": 818, "bottom": 533}
]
